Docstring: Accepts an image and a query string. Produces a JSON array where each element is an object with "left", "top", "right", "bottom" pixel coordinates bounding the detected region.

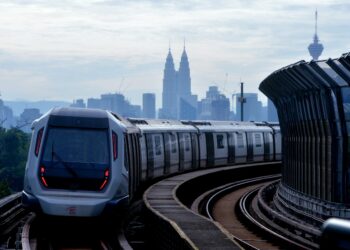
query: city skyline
[{"left": 1, "top": 1, "right": 350, "bottom": 108}]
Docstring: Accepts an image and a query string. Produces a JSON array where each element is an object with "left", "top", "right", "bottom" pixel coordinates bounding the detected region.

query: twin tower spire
[{"left": 161, "top": 43, "right": 192, "bottom": 119}]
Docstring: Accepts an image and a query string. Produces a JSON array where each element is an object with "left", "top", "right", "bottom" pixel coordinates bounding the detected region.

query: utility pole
[{"left": 239, "top": 82, "right": 246, "bottom": 121}]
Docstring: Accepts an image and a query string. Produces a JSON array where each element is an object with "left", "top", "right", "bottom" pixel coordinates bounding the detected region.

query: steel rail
[
  {"left": 240, "top": 187, "right": 314, "bottom": 249},
  {"left": 200, "top": 175, "right": 280, "bottom": 250}
]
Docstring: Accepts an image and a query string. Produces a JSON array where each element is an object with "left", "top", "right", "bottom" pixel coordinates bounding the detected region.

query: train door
[
  {"left": 213, "top": 133, "right": 228, "bottom": 166},
  {"left": 263, "top": 132, "right": 274, "bottom": 161},
  {"left": 234, "top": 132, "right": 247, "bottom": 163},
  {"left": 164, "top": 133, "right": 171, "bottom": 175},
  {"left": 164, "top": 133, "right": 180, "bottom": 175},
  {"left": 139, "top": 134, "right": 148, "bottom": 181},
  {"left": 227, "top": 133, "right": 235, "bottom": 164},
  {"left": 205, "top": 132, "right": 215, "bottom": 167},
  {"left": 132, "top": 134, "right": 141, "bottom": 191},
  {"left": 152, "top": 133, "right": 165, "bottom": 177},
  {"left": 246, "top": 132, "right": 254, "bottom": 162},
  {"left": 253, "top": 132, "right": 264, "bottom": 162},
  {"left": 199, "top": 133, "right": 207, "bottom": 168},
  {"left": 145, "top": 133, "right": 154, "bottom": 179},
  {"left": 178, "top": 133, "right": 192, "bottom": 171},
  {"left": 191, "top": 133, "right": 199, "bottom": 169},
  {"left": 124, "top": 134, "right": 132, "bottom": 199}
]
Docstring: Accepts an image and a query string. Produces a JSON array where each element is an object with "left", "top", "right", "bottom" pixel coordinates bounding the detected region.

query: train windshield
[
  {"left": 42, "top": 127, "right": 109, "bottom": 165},
  {"left": 40, "top": 127, "right": 110, "bottom": 191}
]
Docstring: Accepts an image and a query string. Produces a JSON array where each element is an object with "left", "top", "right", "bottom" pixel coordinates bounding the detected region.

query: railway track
[
  {"left": 193, "top": 173, "right": 320, "bottom": 249},
  {"left": 0, "top": 193, "right": 29, "bottom": 249},
  {"left": 192, "top": 175, "right": 282, "bottom": 249},
  {"left": 20, "top": 213, "right": 133, "bottom": 250},
  {"left": 0, "top": 193, "right": 132, "bottom": 250}
]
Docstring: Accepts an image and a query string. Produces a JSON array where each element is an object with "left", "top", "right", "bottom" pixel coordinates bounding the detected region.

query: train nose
[{"left": 37, "top": 195, "right": 108, "bottom": 217}]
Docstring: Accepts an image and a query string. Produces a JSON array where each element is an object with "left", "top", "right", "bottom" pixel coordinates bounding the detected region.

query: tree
[
  {"left": 0, "top": 180, "right": 11, "bottom": 198},
  {"left": 0, "top": 128, "right": 30, "bottom": 192}
]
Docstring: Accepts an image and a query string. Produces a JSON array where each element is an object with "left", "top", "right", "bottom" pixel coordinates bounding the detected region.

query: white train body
[{"left": 22, "top": 107, "right": 281, "bottom": 217}]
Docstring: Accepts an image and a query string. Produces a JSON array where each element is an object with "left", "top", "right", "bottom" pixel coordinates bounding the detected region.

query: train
[{"left": 22, "top": 107, "right": 281, "bottom": 217}]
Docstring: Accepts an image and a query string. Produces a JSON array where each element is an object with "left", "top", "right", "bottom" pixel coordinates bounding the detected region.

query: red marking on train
[
  {"left": 41, "top": 177, "right": 48, "bottom": 187},
  {"left": 99, "top": 179, "right": 108, "bottom": 190}
]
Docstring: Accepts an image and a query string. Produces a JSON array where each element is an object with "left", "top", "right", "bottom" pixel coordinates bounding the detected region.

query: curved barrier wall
[{"left": 259, "top": 53, "right": 350, "bottom": 218}]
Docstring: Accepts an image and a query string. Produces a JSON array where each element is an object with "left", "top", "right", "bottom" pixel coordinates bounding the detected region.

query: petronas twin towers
[{"left": 160, "top": 45, "right": 197, "bottom": 119}]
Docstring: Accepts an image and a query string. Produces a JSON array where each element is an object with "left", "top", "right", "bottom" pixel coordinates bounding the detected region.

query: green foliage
[
  {"left": 0, "top": 128, "right": 30, "bottom": 193},
  {"left": 0, "top": 180, "right": 11, "bottom": 198}
]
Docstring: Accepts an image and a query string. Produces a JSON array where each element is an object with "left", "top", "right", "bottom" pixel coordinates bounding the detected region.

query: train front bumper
[{"left": 23, "top": 191, "right": 128, "bottom": 217}]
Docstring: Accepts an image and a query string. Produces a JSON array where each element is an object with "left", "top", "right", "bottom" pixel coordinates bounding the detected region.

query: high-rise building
[
  {"left": 161, "top": 49, "right": 177, "bottom": 119},
  {"left": 70, "top": 99, "right": 86, "bottom": 108},
  {"left": 212, "top": 96, "right": 230, "bottom": 120},
  {"left": 308, "top": 10, "right": 324, "bottom": 60},
  {"left": 160, "top": 43, "right": 197, "bottom": 120},
  {"left": 177, "top": 46, "right": 191, "bottom": 98},
  {"left": 198, "top": 86, "right": 230, "bottom": 120},
  {"left": 87, "top": 93, "right": 141, "bottom": 118},
  {"left": 234, "top": 93, "right": 263, "bottom": 121},
  {"left": 87, "top": 98, "right": 101, "bottom": 109},
  {"left": 142, "top": 93, "right": 156, "bottom": 118}
]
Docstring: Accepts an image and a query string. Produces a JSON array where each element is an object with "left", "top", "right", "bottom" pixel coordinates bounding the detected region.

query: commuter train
[{"left": 22, "top": 107, "right": 281, "bottom": 217}]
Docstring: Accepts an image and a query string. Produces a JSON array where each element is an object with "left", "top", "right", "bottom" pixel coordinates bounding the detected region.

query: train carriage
[{"left": 22, "top": 107, "right": 281, "bottom": 217}]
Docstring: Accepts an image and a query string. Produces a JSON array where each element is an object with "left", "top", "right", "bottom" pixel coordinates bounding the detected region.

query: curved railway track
[
  {"left": 193, "top": 174, "right": 320, "bottom": 249},
  {"left": 193, "top": 175, "right": 283, "bottom": 249}
]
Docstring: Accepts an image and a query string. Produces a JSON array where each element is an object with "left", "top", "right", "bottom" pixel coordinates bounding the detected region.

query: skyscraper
[
  {"left": 198, "top": 86, "right": 230, "bottom": 120},
  {"left": 160, "top": 43, "right": 197, "bottom": 120},
  {"left": 234, "top": 93, "right": 263, "bottom": 121},
  {"left": 308, "top": 10, "right": 324, "bottom": 60},
  {"left": 160, "top": 48, "right": 177, "bottom": 119},
  {"left": 142, "top": 93, "right": 156, "bottom": 118},
  {"left": 177, "top": 45, "right": 191, "bottom": 97}
]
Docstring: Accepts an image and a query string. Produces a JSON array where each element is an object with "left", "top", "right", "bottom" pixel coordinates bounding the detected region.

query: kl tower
[{"left": 308, "top": 10, "right": 324, "bottom": 60}]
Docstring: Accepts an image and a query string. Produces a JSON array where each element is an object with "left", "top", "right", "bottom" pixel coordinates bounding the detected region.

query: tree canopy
[{"left": 0, "top": 128, "right": 30, "bottom": 198}]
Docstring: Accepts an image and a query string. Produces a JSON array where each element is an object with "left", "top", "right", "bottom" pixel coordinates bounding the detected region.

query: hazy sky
[{"left": 0, "top": 0, "right": 350, "bottom": 108}]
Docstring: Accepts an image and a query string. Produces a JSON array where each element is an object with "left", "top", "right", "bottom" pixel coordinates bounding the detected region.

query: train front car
[{"left": 22, "top": 108, "right": 129, "bottom": 217}]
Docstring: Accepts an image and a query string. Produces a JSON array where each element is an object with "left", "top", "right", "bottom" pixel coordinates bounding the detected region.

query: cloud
[{"left": 0, "top": 0, "right": 350, "bottom": 108}]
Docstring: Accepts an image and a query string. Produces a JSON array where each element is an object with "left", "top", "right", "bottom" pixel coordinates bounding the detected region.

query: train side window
[
  {"left": 155, "top": 135, "right": 162, "bottom": 155},
  {"left": 171, "top": 134, "right": 177, "bottom": 153},
  {"left": 185, "top": 134, "right": 190, "bottom": 151},
  {"left": 237, "top": 133, "right": 244, "bottom": 148},
  {"left": 255, "top": 133, "right": 262, "bottom": 147},
  {"left": 216, "top": 134, "right": 225, "bottom": 149}
]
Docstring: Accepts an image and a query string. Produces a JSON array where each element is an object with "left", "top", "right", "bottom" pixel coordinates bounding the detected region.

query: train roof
[
  {"left": 50, "top": 107, "right": 109, "bottom": 118},
  {"left": 128, "top": 118, "right": 196, "bottom": 133},
  {"left": 43, "top": 108, "right": 140, "bottom": 133},
  {"left": 109, "top": 112, "right": 140, "bottom": 133},
  {"left": 128, "top": 118, "right": 277, "bottom": 133},
  {"left": 183, "top": 120, "right": 273, "bottom": 132}
]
